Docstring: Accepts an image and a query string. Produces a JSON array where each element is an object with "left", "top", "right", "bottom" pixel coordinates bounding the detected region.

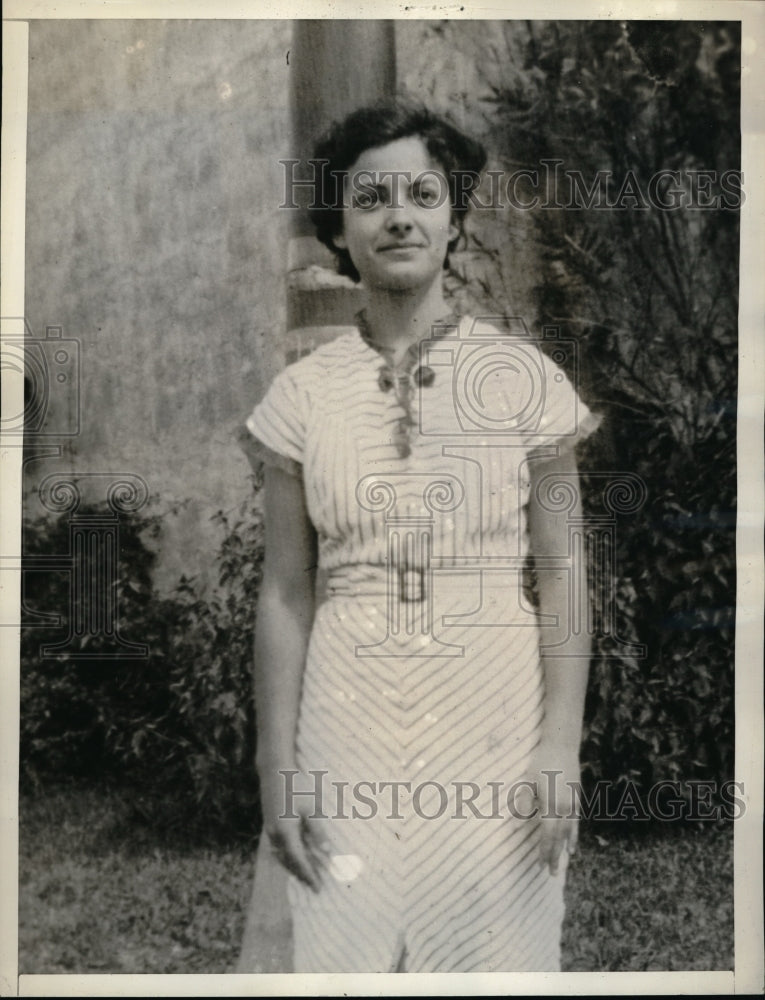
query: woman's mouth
[{"left": 378, "top": 243, "right": 425, "bottom": 252}]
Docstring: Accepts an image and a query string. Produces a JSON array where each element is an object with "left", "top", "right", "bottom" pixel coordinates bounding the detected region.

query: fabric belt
[
  {"left": 325, "top": 564, "right": 514, "bottom": 603},
  {"left": 326, "top": 564, "right": 431, "bottom": 603},
  {"left": 324, "top": 564, "right": 539, "bottom": 635}
]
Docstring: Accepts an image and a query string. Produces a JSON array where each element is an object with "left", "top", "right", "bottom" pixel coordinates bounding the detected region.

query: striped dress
[{"left": 246, "top": 315, "right": 600, "bottom": 973}]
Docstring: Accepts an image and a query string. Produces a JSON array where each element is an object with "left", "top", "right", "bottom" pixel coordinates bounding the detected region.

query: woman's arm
[
  {"left": 525, "top": 448, "right": 591, "bottom": 873},
  {"left": 254, "top": 464, "right": 319, "bottom": 888}
]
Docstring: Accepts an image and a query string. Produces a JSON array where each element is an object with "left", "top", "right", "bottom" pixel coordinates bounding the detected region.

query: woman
[{"left": 244, "top": 100, "right": 600, "bottom": 973}]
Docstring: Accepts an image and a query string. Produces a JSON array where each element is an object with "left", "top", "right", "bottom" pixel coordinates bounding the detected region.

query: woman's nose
[{"left": 385, "top": 210, "right": 414, "bottom": 234}]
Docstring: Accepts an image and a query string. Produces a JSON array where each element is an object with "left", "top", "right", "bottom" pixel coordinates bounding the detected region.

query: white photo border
[{"left": 2, "top": 2, "right": 762, "bottom": 995}]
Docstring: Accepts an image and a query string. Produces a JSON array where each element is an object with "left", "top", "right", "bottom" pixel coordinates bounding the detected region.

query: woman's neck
[{"left": 362, "top": 282, "right": 451, "bottom": 366}]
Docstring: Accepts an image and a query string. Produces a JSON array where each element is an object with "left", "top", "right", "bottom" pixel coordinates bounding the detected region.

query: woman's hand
[
  {"left": 515, "top": 746, "right": 581, "bottom": 876},
  {"left": 253, "top": 466, "right": 321, "bottom": 891},
  {"left": 525, "top": 450, "right": 590, "bottom": 876},
  {"left": 260, "top": 767, "right": 327, "bottom": 892}
]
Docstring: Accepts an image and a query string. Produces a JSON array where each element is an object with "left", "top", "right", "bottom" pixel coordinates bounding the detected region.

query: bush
[
  {"left": 454, "top": 20, "right": 737, "bottom": 797},
  {"left": 21, "top": 474, "right": 265, "bottom": 840}
]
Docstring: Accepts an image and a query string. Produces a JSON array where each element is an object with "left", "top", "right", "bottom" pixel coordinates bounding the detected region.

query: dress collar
[
  {"left": 355, "top": 309, "right": 461, "bottom": 374},
  {"left": 354, "top": 309, "right": 462, "bottom": 459}
]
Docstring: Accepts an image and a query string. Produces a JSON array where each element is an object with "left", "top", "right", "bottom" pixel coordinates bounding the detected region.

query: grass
[
  {"left": 19, "top": 786, "right": 253, "bottom": 975},
  {"left": 18, "top": 784, "right": 733, "bottom": 974},
  {"left": 562, "top": 822, "right": 733, "bottom": 971}
]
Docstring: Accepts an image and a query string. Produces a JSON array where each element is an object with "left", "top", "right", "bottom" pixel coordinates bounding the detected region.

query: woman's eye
[
  {"left": 352, "top": 188, "right": 381, "bottom": 209},
  {"left": 414, "top": 185, "right": 439, "bottom": 205}
]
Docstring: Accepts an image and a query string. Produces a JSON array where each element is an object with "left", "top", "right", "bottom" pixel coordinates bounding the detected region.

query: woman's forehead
[{"left": 347, "top": 135, "right": 442, "bottom": 177}]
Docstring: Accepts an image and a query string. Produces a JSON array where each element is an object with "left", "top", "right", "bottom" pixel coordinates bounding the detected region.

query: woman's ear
[
  {"left": 333, "top": 231, "right": 347, "bottom": 249},
  {"left": 448, "top": 221, "right": 460, "bottom": 244}
]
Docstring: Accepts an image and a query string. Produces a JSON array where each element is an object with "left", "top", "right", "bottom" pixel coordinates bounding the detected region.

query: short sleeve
[
  {"left": 522, "top": 348, "right": 602, "bottom": 458},
  {"left": 243, "top": 367, "right": 307, "bottom": 476}
]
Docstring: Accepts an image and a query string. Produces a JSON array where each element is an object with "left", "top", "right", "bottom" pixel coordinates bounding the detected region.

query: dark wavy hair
[{"left": 308, "top": 99, "right": 487, "bottom": 283}]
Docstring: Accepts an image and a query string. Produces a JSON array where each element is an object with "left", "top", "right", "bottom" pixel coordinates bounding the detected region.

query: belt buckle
[{"left": 399, "top": 565, "right": 425, "bottom": 603}]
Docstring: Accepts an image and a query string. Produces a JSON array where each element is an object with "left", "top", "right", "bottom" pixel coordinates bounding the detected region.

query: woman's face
[{"left": 334, "top": 135, "right": 459, "bottom": 292}]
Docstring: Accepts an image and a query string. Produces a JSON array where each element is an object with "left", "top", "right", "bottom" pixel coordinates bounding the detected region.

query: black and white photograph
[{"left": 1, "top": 1, "right": 763, "bottom": 994}]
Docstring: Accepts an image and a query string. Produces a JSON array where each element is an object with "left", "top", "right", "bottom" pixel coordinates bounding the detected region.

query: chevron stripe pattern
[{"left": 246, "top": 317, "right": 597, "bottom": 972}]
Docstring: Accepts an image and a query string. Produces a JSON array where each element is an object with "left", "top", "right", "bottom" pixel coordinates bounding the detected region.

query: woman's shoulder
[
  {"left": 259, "top": 331, "right": 362, "bottom": 411},
  {"left": 458, "top": 314, "right": 541, "bottom": 345},
  {"left": 277, "top": 328, "right": 363, "bottom": 385},
  {"left": 458, "top": 315, "right": 571, "bottom": 369}
]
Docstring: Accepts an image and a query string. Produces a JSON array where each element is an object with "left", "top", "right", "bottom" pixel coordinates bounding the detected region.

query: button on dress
[{"left": 246, "top": 315, "right": 600, "bottom": 972}]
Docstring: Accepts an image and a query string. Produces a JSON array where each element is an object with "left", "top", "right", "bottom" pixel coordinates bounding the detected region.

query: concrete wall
[
  {"left": 24, "top": 20, "right": 291, "bottom": 591},
  {"left": 23, "top": 19, "right": 540, "bottom": 594}
]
